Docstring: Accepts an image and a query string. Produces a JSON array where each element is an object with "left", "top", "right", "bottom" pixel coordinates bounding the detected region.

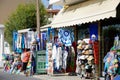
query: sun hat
[
  {"left": 77, "top": 40, "right": 82, "bottom": 44},
  {"left": 85, "top": 45, "right": 90, "bottom": 50},
  {"left": 89, "top": 50, "right": 93, "bottom": 54},
  {"left": 91, "top": 34, "right": 96, "bottom": 38},
  {"left": 77, "top": 44, "right": 83, "bottom": 49},
  {"left": 83, "top": 50, "right": 90, "bottom": 55},
  {"left": 87, "top": 55, "right": 94, "bottom": 61},
  {"left": 82, "top": 40, "right": 87, "bottom": 45},
  {"left": 79, "top": 55, "right": 86, "bottom": 60}
]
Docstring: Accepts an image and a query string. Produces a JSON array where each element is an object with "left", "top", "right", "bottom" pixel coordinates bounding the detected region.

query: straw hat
[
  {"left": 77, "top": 44, "right": 83, "bottom": 50},
  {"left": 79, "top": 55, "right": 86, "bottom": 60},
  {"left": 85, "top": 45, "right": 90, "bottom": 50},
  {"left": 87, "top": 55, "right": 94, "bottom": 61},
  {"left": 84, "top": 50, "right": 90, "bottom": 55},
  {"left": 82, "top": 40, "right": 87, "bottom": 45},
  {"left": 77, "top": 40, "right": 82, "bottom": 44},
  {"left": 89, "top": 50, "right": 93, "bottom": 54}
]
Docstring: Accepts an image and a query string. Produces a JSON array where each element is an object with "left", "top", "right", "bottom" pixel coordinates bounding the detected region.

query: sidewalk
[
  {"left": 14, "top": 70, "right": 104, "bottom": 80},
  {"left": 33, "top": 74, "right": 91, "bottom": 80},
  {"left": 1, "top": 68, "right": 104, "bottom": 80}
]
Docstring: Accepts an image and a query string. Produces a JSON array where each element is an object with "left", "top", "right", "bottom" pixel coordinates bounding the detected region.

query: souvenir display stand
[
  {"left": 103, "top": 36, "right": 120, "bottom": 79},
  {"left": 46, "top": 43, "right": 53, "bottom": 75},
  {"left": 46, "top": 28, "right": 76, "bottom": 75},
  {"left": 13, "top": 28, "right": 45, "bottom": 75},
  {"left": 13, "top": 28, "right": 39, "bottom": 53},
  {"left": 76, "top": 40, "right": 95, "bottom": 79}
]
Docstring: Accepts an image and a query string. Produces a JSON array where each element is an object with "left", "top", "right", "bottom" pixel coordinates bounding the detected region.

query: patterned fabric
[
  {"left": 13, "top": 31, "right": 18, "bottom": 51},
  {"left": 58, "top": 28, "right": 74, "bottom": 46}
]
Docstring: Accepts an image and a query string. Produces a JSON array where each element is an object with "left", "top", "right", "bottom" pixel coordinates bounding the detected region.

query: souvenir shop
[
  {"left": 48, "top": 0, "right": 120, "bottom": 78},
  {"left": 47, "top": 20, "right": 120, "bottom": 78}
]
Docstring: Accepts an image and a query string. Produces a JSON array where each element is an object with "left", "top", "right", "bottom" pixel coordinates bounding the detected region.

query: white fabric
[
  {"left": 56, "top": 47, "right": 62, "bottom": 69},
  {"left": 52, "top": 45, "right": 57, "bottom": 60},
  {"left": 62, "top": 50, "right": 68, "bottom": 70},
  {"left": 17, "top": 34, "right": 22, "bottom": 48}
]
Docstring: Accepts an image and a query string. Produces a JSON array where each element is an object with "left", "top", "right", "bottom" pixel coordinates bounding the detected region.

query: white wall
[{"left": 0, "top": 24, "right": 4, "bottom": 67}]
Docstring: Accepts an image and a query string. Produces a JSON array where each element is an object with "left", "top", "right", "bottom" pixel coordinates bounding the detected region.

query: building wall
[
  {"left": 0, "top": 25, "right": 4, "bottom": 67},
  {"left": 0, "top": 0, "right": 34, "bottom": 24}
]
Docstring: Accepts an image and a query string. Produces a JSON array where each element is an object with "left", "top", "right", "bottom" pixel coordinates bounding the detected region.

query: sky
[{"left": 41, "top": 0, "right": 62, "bottom": 9}]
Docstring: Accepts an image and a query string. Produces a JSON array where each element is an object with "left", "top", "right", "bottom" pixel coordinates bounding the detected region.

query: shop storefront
[{"left": 49, "top": 0, "right": 120, "bottom": 78}]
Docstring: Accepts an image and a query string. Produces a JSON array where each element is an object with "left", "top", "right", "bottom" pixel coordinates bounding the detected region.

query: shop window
[
  {"left": 78, "top": 27, "right": 89, "bottom": 40},
  {"left": 103, "top": 24, "right": 120, "bottom": 55}
]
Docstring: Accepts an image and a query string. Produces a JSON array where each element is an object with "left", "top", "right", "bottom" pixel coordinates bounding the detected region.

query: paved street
[
  {"left": 0, "top": 69, "right": 93, "bottom": 80},
  {"left": 0, "top": 71, "right": 40, "bottom": 80}
]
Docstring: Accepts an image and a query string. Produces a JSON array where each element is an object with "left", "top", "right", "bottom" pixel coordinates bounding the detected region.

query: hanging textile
[
  {"left": 13, "top": 31, "right": 18, "bottom": 51},
  {"left": 89, "top": 23, "right": 98, "bottom": 40},
  {"left": 41, "top": 32, "right": 47, "bottom": 50},
  {"left": 58, "top": 28, "right": 74, "bottom": 46},
  {"left": 21, "top": 34, "right": 25, "bottom": 49},
  {"left": 47, "top": 28, "right": 51, "bottom": 42},
  {"left": 56, "top": 47, "right": 62, "bottom": 70}
]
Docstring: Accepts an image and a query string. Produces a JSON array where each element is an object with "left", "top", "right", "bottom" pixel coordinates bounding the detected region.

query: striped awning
[{"left": 51, "top": 0, "right": 120, "bottom": 28}]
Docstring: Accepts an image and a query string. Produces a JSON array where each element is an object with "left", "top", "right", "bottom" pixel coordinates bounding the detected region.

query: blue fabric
[
  {"left": 103, "top": 52, "right": 117, "bottom": 66},
  {"left": 41, "top": 32, "right": 47, "bottom": 49},
  {"left": 13, "top": 31, "right": 18, "bottom": 51},
  {"left": 114, "top": 75, "right": 120, "bottom": 80},
  {"left": 89, "top": 23, "right": 98, "bottom": 40},
  {"left": 46, "top": 45, "right": 48, "bottom": 69},
  {"left": 104, "top": 62, "right": 110, "bottom": 72},
  {"left": 16, "top": 48, "right": 22, "bottom": 54},
  {"left": 47, "top": 28, "right": 51, "bottom": 42},
  {"left": 58, "top": 28, "right": 74, "bottom": 46},
  {"left": 21, "top": 34, "right": 25, "bottom": 49}
]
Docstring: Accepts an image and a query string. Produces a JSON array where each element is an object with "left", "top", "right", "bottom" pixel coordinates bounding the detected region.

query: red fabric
[
  {"left": 72, "top": 42, "right": 77, "bottom": 72},
  {"left": 93, "top": 41, "right": 99, "bottom": 64},
  {"left": 89, "top": 40, "right": 99, "bottom": 65}
]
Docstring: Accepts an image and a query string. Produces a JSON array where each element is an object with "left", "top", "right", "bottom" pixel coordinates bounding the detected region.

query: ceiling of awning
[
  {"left": 51, "top": 0, "right": 120, "bottom": 28},
  {"left": 18, "top": 28, "right": 32, "bottom": 33}
]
